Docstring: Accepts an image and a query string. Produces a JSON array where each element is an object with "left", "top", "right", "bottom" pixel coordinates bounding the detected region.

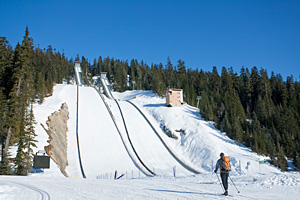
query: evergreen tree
[
  {"left": 250, "top": 66, "right": 261, "bottom": 108},
  {"left": 35, "top": 72, "right": 47, "bottom": 104},
  {"left": 3, "top": 27, "right": 34, "bottom": 170},
  {"left": 92, "top": 58, "right": 97, "bottom": 76},
  {"left": 130, "top": 59, "right": 136, "bottom": 89},
  {"left": 98, "top": 56, "right": 104, "bottom": 73},
  {"left": 165, "top": 57, "right": 175, "bottom": 88},
  {"left": 240, "top": 67, "right": 252, "bottom": 117},
  {"left": 176, "top": 60, "right": 186, "bottom": 89},
  {"left": 14, "top": 104, "right": 37, "bottom": 175},
  {"left": 81, "top": 56, "right": 90, "bottom": 85},
  {"left": 151, "top": 64, "right": 165, "bottom": 95}
]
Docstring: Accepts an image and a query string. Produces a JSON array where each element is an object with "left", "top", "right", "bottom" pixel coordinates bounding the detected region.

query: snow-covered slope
[
  {"left": 33, "top": 84, "right": 81, "bottom": 177},
  {"left": 2, "top": 84, "right": 300, "bottom": 199},
  {"left": 32, "top": 84, "right": 281, "bottom": 177},
  {"left": 113, "top": 90, "right": 280, "bottom": 176},
  {"left": 116, "top": 100, "right": 194, "bottom": 176}
]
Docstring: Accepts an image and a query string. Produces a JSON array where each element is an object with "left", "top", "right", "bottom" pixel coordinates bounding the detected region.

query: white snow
[
  {"left": 78, "top": 87, "right": 137, "bottom": 178},
  {"left": 1, "top": 84, "right": 299, "bottom": 199}
]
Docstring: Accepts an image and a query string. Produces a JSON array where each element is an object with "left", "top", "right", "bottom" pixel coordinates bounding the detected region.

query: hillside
[
  {"left": 1, "top": 84, "right": 300, "bottom": 199},
  {"left": 30, "top": 84, "right": 281, "bottom": 177}
]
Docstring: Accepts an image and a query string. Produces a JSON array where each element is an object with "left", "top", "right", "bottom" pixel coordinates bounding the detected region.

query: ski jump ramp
[
  {"left": 100, "top": 77, "right": 114, "bottom": 99},
  {"left": 77, "top": 87, "right": 137, "bottom": 178},
  {"left": 74, "top": 62, "right": 83, "bottom": 86}
]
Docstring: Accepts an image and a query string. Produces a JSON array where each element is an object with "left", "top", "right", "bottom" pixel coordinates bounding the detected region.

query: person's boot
[{"left": 224, "top": 191, "right": 228, "bottom": 196}]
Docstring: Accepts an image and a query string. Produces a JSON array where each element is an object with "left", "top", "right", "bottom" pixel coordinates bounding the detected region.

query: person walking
[{"left": 214, "top": 152, "right": 231, "bottom": 196}]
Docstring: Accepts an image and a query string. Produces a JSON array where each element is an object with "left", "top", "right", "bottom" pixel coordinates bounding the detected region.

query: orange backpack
[{"left": 222, "top": 156, "right": 231, "bottom": 170}]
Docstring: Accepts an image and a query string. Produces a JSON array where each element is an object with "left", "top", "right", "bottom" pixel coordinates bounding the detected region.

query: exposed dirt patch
[{"left": 41, "top": 103, "right": 69, "bottom": 177}]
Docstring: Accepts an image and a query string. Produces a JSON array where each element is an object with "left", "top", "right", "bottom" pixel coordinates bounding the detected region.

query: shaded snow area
[{"left": 1, "top": 84, "right": 299, "bottom": 200}]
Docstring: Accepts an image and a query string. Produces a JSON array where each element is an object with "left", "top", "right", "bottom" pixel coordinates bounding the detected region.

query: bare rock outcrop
[{"left": 41, "top": 103, "right": 69, "bottom": 177}]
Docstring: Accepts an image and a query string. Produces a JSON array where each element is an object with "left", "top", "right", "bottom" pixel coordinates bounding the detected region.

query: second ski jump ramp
[
  {"left": 77, "top": 86, "right": 137, "bottom": 178},
  {"left": 100, "top": 78, "right": 114, "bottom": 99}
]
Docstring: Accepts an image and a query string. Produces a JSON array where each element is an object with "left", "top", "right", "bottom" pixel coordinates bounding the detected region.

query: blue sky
[{"left": 1, "top": 0, "right": 299, "bottom": 79}]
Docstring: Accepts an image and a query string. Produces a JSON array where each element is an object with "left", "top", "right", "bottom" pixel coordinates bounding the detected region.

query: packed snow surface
[{"left": 1, "top": 84, "right": 299, "bottom": 199}]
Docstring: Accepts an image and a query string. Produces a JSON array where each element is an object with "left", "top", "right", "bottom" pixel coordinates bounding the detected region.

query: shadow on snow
[{"left": 147, "top": 188, "right": 218, "bottom": 196}]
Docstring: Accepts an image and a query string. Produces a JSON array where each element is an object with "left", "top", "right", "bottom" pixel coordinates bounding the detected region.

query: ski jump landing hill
[{"left": 78, "top": 86, "right": 199, "bottom": 178}]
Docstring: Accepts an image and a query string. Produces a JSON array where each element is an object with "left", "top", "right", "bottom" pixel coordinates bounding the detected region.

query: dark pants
[{"left": 220, "top": 170, "right": 229, "bottom": 191}]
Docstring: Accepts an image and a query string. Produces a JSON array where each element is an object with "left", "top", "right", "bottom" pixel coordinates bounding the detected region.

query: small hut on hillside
[{"left": 165, "top": 89, "right": 183, "bottom": 107}]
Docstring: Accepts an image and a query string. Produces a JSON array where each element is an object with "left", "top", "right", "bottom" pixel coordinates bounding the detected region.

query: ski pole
[
  {"left": 215, "top": 173, "right": 225, "bottom": 193},
  {"left": 229, "top": 175, "right": 240, "bottom": 193}
]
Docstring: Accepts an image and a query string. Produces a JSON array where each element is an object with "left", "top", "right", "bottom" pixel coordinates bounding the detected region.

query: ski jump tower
[
  {"left": 100, "top": 72, "right": 114, "bottom": 99},
  {"left": 94, "top": 72, "right": 114, "bottom": 99},
  {"left": 74, "top": 61, "right": 83, "bottom": 86}
]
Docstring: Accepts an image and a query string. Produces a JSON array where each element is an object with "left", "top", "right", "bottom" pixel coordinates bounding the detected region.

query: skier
[{"left": 214, "top": 152, "right": 231, "bottom": 196}]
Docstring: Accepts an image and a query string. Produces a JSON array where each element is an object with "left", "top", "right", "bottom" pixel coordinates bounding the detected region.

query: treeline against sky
[{"left": 1, "top": 28, "right": 299, "bottom": 175}]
